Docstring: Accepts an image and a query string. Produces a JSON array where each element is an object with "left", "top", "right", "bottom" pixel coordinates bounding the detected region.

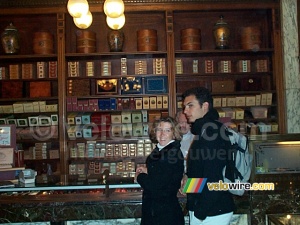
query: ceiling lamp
[
  {"left": 73, "top": 11, "right": 93, "bottom": 29},
  {"left": 104, "top": 0, "right": 125, "bottom": 18},
  {"left": 67, "top": 0, "right": 89, "bottom": 18},
  {"left": 106, "top": 14, "right": 125, "bottom": 30}
]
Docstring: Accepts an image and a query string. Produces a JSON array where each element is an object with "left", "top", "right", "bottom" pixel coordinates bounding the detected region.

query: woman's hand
[
  {"left": 179, "top": 174, "right": 188, "bottom": 196},
  {"left": 134, "top": 166, "right": 147, "bottom": 183}
]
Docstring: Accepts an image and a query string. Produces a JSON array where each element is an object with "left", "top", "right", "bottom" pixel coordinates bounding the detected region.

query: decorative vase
[
  {"left": 213, "top": 15, "right": 230, "bottom": 49},
  {"left": 107, "top": 29, "right": 124, "bottom": 52},
  {"left": 1, "top": 22, "right": 20, "bottom": 54}
]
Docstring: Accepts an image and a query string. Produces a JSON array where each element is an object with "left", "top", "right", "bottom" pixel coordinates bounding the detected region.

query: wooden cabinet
[
  {"left": 173, "top": 9, "right": 279, "bottom": 132},
  {"left": 0, "top": 1, "right": 284, "bottom": 183}
]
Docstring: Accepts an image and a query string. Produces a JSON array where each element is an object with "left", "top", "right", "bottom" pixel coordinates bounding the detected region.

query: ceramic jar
[{"left": 1, "top": 23, "right": 20, "bottom": 54}]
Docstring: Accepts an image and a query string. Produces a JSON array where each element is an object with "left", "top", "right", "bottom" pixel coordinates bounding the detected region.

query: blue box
[{"left": 144, "top": 76, "right": 168, "bottom": 94}]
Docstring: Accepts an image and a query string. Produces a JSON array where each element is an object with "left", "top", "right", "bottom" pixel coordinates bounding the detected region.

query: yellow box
[
  {"left": 271, "top": 122, "right": 278, "bottom": 132},
  {"left": 222, "top": 98, "right": 227, "bottom": 107},
  {"left": 213, "top": 97, "right": 222, "bottom": 107},
  {"left": 156, "top": 96, "right": 163, "bottom": 108},
  {"left": 143, "top": 97, "right": 149, "bottom": 109},
  {"left": 255, "top": 95, "right": 261, "bottom": 106},
  {"left": 150, "top": 96, "right": 157, "bottom": 109},
  {"left": 162, "top": 96, "right": 168, "bottom": 109},
  {"left": 111, "top": 113, "right": 122, "bottom": 124},
  {"left": 261, "top": 93, "right": 267, "bottom": 105},
  {"left": 245, "top": 96, "right": 256, "bottom": 106},
  {"left": 266, "top": 93, "right": 273, "bottom": 105},
  {"left": 217, "top": 108, "right": 225, "bottom": 117},
  {"left": 235, "top": 96, "right": 245, "bottom": 106},
  {"left": 234, "top": 108, "right": 244, "bottom": 120},
  {"left": 135, "top": 98, "right": 143, "bottom": 109},
  {"left": 227, "top": 97, "right": 236, "bottom": 107}
]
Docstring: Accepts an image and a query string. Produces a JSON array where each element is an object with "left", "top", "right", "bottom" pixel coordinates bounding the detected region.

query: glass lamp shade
[
  {"left": 106, "top": 14, "right": 125, "bottom": 30},
  {"left": 104, "top": 0, "right": 125, "bottom": 18},
  {"left": 67, "top": 0, "right": 89, "bottom": 18},
  {"left": 73, "top": 11, "right": 93, "bottom": 29}
]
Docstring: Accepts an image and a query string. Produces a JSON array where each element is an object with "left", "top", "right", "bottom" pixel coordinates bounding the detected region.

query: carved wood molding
[{"left": 0, "top": 0, "right": 278, "bottom": 8}]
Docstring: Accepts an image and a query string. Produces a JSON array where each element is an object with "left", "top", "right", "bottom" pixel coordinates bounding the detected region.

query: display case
[{"left": 0, "top": 0, "right": 285, "bottom": 184}]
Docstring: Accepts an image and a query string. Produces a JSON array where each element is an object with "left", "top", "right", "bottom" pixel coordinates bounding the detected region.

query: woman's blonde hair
[{"left": 149, "top": 116, "right": 182, "bottom": 143}]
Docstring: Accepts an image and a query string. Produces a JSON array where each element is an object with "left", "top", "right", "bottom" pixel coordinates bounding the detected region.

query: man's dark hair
[{"left": 182, "top": 87, "right": 213, "bottom": 109}]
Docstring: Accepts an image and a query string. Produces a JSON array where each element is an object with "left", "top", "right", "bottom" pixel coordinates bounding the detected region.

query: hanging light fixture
[
  {"left": 67, "top": 0, "right": 89, "bottom": 18},
  {"left": 73, "top": 11, "right": 93, "bottom": 29},
  {"left": 106, "top": 14, "right": 125, "bottom": 30},
  {"left": 104, "top": 0, "right": 125, "bottom": 18}
]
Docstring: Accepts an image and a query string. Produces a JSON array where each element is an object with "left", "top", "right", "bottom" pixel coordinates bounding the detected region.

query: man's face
[
  {"left": 183, "top": 95, "right": 208, "bottom": 123},
  {"left": 177, "top": 113, "right": 190, "bottom": 135}
]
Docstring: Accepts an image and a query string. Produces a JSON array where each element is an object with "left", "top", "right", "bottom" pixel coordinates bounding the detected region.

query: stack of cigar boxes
[
  {"left": 68, "top": 61, "right": 80, "bottom": 77},
  {"left": 86, "top": 62, "right": 94, "bottom": 77},
  {"left": 101, "top": 62, "right": 111, "bottom": 76},
  {"left": 135, "top": 60, "right": 147, "bottom": 74},
  {"left": 153, "top": 58, "right": 166, "bottom": 74}
]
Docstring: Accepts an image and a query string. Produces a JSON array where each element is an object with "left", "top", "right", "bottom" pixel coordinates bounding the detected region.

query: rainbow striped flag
[{"left": 183, "top": 178, "right": 207, "bottom": 193}]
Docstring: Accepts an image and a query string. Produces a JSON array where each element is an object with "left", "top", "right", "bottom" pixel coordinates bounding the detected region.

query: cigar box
[
  {"left": 227, "top": 97, "right": 236, "bottom": 107},
  {"left": 86, "top": 61, "right": 94, "bottom": 77},
  {"left": 193, "top": 60, "right": 199, "bottom": 73},
  {"left": 121, "top": 58, "right": 127, "bottom": 76},
  {"left": 68, "top": 61, "right": 80, "bottom": 77},
  {"left": 9, "top": 64, "right": 19, "bottom": 79},
  {"left": 122, "top": 124, "right": 133, "bottom": 137},
  {"left": 205, "top": 60, "right": 214, "bottom": 73},
  {"left": 132, "top": 112, "right": 142, "bottom": 123},
  {"left": 237, "top": 77, "right": 261, "bottom": 91},
  {"left": 1, "top": 81, "right": 23, "bottom": 98},
  {"left": 144, "top": 76, "right": 168, "bottom": 94},
  {"left": 213, "top": 97, "right": 222, "bottom": 108},
  {"left": 149, "top": 96, "right": 157, "bottom": 109},
  {"left": 48, "top": 61, "right": 57, "bottom": 78},
  {"left": 121, "top": 112, "right": 132, "bottom": 123},
  {"left": 255, "top": 59, "right": 268, "bottom": 72},
  {"left": 162, "top": 96, "right": 168, "bottom": 108},
  {"left": 251, "top": 106, "right": 268, "bottom": 119},
  {"left": 36, "top": 62, "right": 47, "bottom": 78},
  {"left": 237, "top": 60, "right": 251, "bottom": 72},
  {"left": 0, "top": 66, "right": 7, "bottom": 80},
  {"left": 21, "top": 64, "right": 33, "bottom": 79},
  {"left": 111, "top": 113, "right": 122, "bottom": 124},
  {"left": 211, "top": 80, "right": 235, "bottom": 93},
  {"left": 29, "top": 81, "right": 51, "bottom": 97},
  {"left": 234, "top": 108, "right": 244, "bottom": 120},
  {"left": 101, "top": 62, "right": 111, "bottom": 76},
  {"left": 143, "top": 97, "right": 150, "bottom": 109},
  {"left": 218, "top": 60, "right": 231, "bottom": 73},
  {"left": 111, "top": 124, "right": 122, "bottom": 137},
  {"left": 235, "top": 96, "right": 245, "bottom": 107},
  {"left": 134, "top": 60, "right": 147, "bottom": 75},
  {"left": 153, "top": 58, "right": 166, "bottom": 75},
  {"left": 121, "top": 76, "right": 142, "bottom": 94},
  {"left": 175, "top": 59, "right": 183, "bottom": 74},
  {"left": 133, "top": 123, "right": 143, "bottom": 136},
  {"left": 135, "top": 98, "right": 143, "bottom": 109},
  {"left": 156, "top": 96, "right": 163, "bottom": 108},
  {"left": 245, "top": 96, "right": 256, "bottom": 106}
]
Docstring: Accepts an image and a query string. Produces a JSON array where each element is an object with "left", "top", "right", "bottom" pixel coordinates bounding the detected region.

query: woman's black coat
[{"left": 137, "top": 140, "right": 184, "bottom": 225}]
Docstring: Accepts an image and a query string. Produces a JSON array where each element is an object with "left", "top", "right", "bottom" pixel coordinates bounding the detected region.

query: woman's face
[{"left": 155, "top": 121, "right": 174, "bottom": 146}]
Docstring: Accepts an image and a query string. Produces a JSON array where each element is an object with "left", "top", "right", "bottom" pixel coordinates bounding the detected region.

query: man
[
  {"left": 176, "top": 110, "right": 194, "bottom": 172},
  {"left": 182, "top": 87, "right": 235, "bottom": 225}
]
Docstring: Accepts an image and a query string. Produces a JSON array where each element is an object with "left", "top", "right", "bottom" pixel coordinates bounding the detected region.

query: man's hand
[{"left": 179, "top": 174, "right": 188, "bottom": 195}]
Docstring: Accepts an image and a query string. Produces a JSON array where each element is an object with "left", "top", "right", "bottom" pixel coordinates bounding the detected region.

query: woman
[{"left": 136, "top": 117, "right": 185, "bottom": 225}]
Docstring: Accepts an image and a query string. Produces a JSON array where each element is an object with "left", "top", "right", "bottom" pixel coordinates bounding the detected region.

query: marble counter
[{"left": 0, "top": 189, "right": 250, "bottom": 224}]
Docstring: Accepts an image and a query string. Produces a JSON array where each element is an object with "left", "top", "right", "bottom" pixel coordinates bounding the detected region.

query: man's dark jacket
[{"left": 186, "top": 109, "right": 235, "bottom": 220}]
